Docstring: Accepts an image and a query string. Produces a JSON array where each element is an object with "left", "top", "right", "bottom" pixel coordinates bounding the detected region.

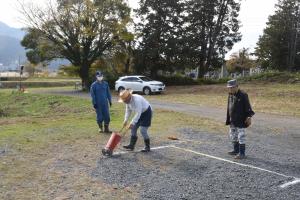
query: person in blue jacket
[{"left": 90, "top": 71, "right": 112, "bottom": 133}]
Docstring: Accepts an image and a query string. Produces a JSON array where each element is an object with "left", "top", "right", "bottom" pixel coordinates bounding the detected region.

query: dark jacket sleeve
[
  {"left": 90, "top": 83, "right": 96, "bottom": 106},
  {"left": 106, "top": 82, "right": 112, "bottom": 103},
  {"left": 226, "top": 96, "right": 230, "bottom": 125},
  {"left": 243, "top": 93, "right": 255, "bottom": 118}
]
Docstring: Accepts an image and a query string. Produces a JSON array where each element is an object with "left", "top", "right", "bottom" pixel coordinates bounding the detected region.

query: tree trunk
[
  {"left": 198, "top": 24, "right": 208, "bottom": 78},
  {"left": 150, "top": 67, "right": 158, "bottom": 78},
  {"left": 206, "top": 0, "right": 228, "bottom": 69},
  {"left": 197, "top": 60, "right": 207, "bottom": 78},
  {"left": 124, "top": 58, "right": 130, "bottom": 73},
  {"left": 79, "top": 63, "right": 90, "bottom": 91}
]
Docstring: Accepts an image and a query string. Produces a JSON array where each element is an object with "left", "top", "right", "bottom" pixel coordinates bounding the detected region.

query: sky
[{"left": 0, "top": 0, "right": 278, "bottom": 58}]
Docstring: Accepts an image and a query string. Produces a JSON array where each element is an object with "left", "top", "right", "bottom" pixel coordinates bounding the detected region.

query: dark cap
[
  {"left": 227, "top": 79, "right": 238, "bottom": 88},
  {"left": 95, "top": 71, "right": 103, "bottom": 77}
]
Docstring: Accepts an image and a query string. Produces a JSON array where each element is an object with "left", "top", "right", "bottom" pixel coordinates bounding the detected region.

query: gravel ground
[
  {"left": 92, "top": 131, "right": 300, "bottom": 200},
  {"left": 40, "top": 90, "right": 300, "bottom": 199}
]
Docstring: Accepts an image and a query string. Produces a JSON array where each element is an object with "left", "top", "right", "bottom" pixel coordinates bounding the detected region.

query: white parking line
[
  {"left": 279, "top": 178, "right": 300, "bottom": 188},
  {"left": 109, "top": 145, "right": 300, "bottom": 188},
  {"left": 170, "top": 146, "right": 300, "bottom": 189},
  {"left": 113, "top": 145, "right": 173, "bottom": 156}
]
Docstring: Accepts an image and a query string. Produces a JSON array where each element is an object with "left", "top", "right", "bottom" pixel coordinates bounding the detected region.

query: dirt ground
[{"left": 1, "top": 87, "right": 299, "bottom": 199}]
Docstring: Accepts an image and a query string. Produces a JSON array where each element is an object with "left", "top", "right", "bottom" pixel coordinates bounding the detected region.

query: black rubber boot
[
  {"left": 235, "top": 144, "right": 246, "bottom": 159},
  {"left": 123, "top": 136, "right": 138, "bottom": 151},
  {"left": 141, "top": 139, "right": 150, "bottom": 152},
  {"left": 98, "top": 122, "right": 103, "bottom": 133},
  {"left": 104, "top": 124, "right": 112, "bottom": 133},
  {"left": 228, "top": 142, "right": 239, "bottom": 155}
]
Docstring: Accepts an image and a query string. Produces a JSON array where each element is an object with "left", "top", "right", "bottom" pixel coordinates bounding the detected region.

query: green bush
[
  {"left": 238, "top": 71, "right": 300, "bottom": 83},
  {"left": 0, "top": 81, "right": 78, "bottom": 88},
  {"left": 156, "top": 75, "right": 197, "bottom": 86},
  {"left": 104, "top": 73, "right": 119, "bottom": 89},
  {"left": 155, "top": 75, "right": 230, "bottom": 86},
  {"left": 197, "top": 78, "right": 229, "bottom": 85}
]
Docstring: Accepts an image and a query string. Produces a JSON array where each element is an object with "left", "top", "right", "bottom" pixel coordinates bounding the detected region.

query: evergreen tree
[
  {"left": 134, "top": 0, "right": 241, "bottom": 77},
  {"left": 255, "top": 0, "right": 300, "bottom": 71},
  {"left": 134, "top": 0, "right": 185, "bottom": 76},
  {"left": 184, "top": 0, "right": 242, "bottom": 77}
]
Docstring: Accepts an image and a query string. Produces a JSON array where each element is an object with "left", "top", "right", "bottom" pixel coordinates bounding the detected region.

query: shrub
[
  {"left": 156, "top": 75, "right": 197, "bottom": 86},
  {"left": 104, "top": 73, "right": 119, "bottom": 89},
  {"left": 238, "top": 71, "right": 300, "bottom": 83},
  {"left": 0, "top": 81, "right": 78, "bottom": 88}
]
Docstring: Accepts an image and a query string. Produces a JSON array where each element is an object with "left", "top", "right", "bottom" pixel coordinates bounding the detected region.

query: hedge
[{"left": 0, "top": 81, "right": 78, "bottom": 88}]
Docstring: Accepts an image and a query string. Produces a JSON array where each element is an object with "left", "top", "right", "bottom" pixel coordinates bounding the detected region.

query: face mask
[{"left": 97, "top": 76, "right": 103, "bottom": 81}]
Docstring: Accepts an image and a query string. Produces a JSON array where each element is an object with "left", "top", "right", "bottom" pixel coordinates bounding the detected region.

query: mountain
[
  {"left": 0, "top": 35, "right": 26, "bottom": 66},
  {"left": 0, "top": 22, "right": 26, "bottom": 66},
  {"left": 0, "top": 22, "right": 25, "bottom": 40},
  {"left": 0, "top": 21, "right": 68, "bottom": 71}
]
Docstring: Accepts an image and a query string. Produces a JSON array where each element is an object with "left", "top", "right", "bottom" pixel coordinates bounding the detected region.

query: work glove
[
  {"left": 245, "top": 117, "right": 252, "bottom": 127},
  {"left": 93, "top": 104, "right": 97, "bottom": 109},
  {"left": 128, "top": 123, "right": 134, "bottom": 129},
  {"left": 109, "top": 101, "right": 112, "bottom": 107}
]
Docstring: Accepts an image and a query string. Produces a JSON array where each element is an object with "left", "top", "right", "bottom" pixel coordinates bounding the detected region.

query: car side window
[
  {"left": 131, "top": 77, "right": 141, "bottom": 82},
  {"left": 121, "top": 77, "right": 141, "bottom": 82},
  {"left": 121, "top": 78, "right": 131, "bottom": 82}
]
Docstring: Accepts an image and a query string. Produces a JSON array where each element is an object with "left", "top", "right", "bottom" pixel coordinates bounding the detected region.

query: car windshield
[{"left": 139, "top": 76, "right": 153, "bottom": 82}]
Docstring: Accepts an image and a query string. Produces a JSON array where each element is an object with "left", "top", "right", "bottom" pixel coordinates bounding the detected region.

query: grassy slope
[
  {"left": 147, "top": 83, "right": 300, "bottom": 117},
  {"left": 0, "top": 92, "right": 223, "bottom": 199}
]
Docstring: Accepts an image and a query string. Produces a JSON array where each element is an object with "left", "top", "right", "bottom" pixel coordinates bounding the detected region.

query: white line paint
[
  {"left": 279, "top": 178, "right": 300, "bottom": 188},
  {"left": 151, "top": 145, "right": 174, "bottom": 150},
  {"left": 113, "top": 145, "right": 173, "bottom": 156},
  {"left": 109, "top": 145, "right": 300, "bottom": 188},
  {"left": 171, "top": 146, "right": 295, "bottom": 179},
  {"left": 112, "top": 151, "right": 127, "bottom": 156}
]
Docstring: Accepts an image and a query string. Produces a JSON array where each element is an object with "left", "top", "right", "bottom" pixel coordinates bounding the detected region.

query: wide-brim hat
[
  {"left": 227, "top": 79, "right": 238, "bottom": 88},
  {"left": 118, "top": 89, "right": 133, "bottom": 103}
]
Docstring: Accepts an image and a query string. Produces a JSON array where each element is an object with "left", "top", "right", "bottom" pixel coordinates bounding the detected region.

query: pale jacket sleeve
[
  {"left": 124, "top": 104, "right": 132, "bottom": 122},
  {"left": 130, "top": 99, "right": 143, "bottom": 125}
]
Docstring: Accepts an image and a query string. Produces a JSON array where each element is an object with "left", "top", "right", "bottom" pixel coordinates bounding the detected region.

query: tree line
[
  {"left": 19, "top": 0, "right": 299, "bottom": 89},
  {"left": 255, "top": 0, "right": 300, "bottom": 72}
]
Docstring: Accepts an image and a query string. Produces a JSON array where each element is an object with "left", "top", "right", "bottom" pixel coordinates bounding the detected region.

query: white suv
[{"left": 115, "top": 75, "right": 165, "bottom": 95}]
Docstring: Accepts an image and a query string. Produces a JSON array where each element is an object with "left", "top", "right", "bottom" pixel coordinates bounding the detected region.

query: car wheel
[
  {"left": 118, "top": 86, "right": 125, "bottom": 93},
  {"left": 143, "top": 87, "right": 151, "bottom": 95}
]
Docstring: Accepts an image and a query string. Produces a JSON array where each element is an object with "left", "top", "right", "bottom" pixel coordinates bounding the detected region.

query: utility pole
[
  {"left": 20, "top": 65, "right": 24, "bottom": 91},
  {"left": 18, "top": 55, "right": 24, "bottom": 92}
]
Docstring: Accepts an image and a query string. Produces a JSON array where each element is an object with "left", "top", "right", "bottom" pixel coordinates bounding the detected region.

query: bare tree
[{"left": 18, "top": 0, "right": 131, "bottom": 89}]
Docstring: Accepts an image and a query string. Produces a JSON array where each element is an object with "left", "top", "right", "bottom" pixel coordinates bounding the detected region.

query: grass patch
[
  {"left": 148, "top": 83, "right": 300, "bottom": 117},
  {"left": 0, "top": 81, "right": 78, "bottom": 88},
  {"left": 0, "top": 92, "right": 90, "bottom": 118}
]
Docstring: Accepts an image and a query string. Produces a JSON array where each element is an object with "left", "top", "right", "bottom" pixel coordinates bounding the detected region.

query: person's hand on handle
[
  {"left": 128, "top": 124, "right": 134, "bottom": 129},
  {"left": 93, "top": 104, "right": 97, "bottom": 111},
  {"left": 123, "top": 121, "right": 128, "bottom": 128},
  {"left": 245, "top": 117, "right": 252, "bottom": 127}
]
